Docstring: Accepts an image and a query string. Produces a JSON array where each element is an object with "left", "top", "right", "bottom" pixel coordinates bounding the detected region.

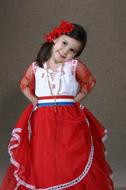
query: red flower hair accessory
[{"left": 45, "top": 20, "right": 74, "bottom": 43}]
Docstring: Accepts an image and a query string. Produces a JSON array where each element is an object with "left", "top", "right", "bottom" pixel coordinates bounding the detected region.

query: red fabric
[
  {"left": 38, "top": 95, "right": 74, "bottom": 100},
  {"left": 20, "top": 64, "right": 35, "bottom": 96},
  {"left": 76, "top": 61, "right": 96, "bottom": 94},
  {"left": 45, "top": 20, "right": 74, "bottom": 42},
  {"left": 0, "top": 103, "right": 114, "bottom": 190}
]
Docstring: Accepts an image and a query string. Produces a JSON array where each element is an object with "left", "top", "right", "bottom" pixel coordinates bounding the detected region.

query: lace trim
[{"left": 32, "top": 62, "right": 38, "bottom": 73}]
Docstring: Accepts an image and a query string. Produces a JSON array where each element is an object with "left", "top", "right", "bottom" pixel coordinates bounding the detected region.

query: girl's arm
[
  {"left": 20, "top": 64, "right": 38, "bottom": 106},
  {"left": 74, "top": 60, "right": 96, "bottom": 102}
]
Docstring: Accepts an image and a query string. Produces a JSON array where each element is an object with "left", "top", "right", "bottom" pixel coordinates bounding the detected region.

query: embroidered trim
[
  {"left": 28, "top": 111, "right": 33, "bottom": 142},
  {"left": 32, "top": 62, "right": 37, "bottom": 73},
  {"left": 71, "top": 59, "right": 78, "bottom": 77}
]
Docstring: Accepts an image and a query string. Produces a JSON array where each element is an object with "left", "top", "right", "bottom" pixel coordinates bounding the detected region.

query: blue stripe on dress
[{"left": 38, "top": 102, "right": 74, "bottom": 107}]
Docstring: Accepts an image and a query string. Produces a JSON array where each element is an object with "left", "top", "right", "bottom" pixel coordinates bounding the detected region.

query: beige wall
[{"left": 0, "top": 0, "right": 126, "bottom": 189}]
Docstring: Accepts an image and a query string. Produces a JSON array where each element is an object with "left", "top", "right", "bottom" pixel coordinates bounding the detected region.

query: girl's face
[{"left": 51, "top": 35, "right": 82, "bottom": 63}]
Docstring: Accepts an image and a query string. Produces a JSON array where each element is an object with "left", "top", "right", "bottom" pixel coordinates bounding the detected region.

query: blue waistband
[{"left": 37, "top": 102, "right": 74, "bottom": 107}]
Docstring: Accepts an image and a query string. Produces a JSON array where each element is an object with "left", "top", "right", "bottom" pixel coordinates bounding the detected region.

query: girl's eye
[
  {"left": 63, "top": 41, "right": 67, "bottom": 46},
  {"left": 70, "top": 49, "right": 76, "bottom": 54}
]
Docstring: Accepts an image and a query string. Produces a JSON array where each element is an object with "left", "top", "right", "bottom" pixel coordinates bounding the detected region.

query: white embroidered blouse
[{"left": 20, "top": 59, "right": 96, "bottom": 98}]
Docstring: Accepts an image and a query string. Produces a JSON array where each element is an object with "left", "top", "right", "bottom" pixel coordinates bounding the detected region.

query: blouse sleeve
[
  {"left": 20, "top": 63, "right": 35, "bottom": 96},
  {"left": 76, "top": 60, "right": 96, "bottom": 94}
]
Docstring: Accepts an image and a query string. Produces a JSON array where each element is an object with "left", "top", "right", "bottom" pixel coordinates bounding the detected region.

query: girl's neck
[{"left": 46, "top": 58, "right": 63, "bottom": 71}]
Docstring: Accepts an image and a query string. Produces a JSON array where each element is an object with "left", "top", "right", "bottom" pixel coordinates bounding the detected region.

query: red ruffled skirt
[{"left": 0, "top": 96, "right": 114, "bottom": 190}]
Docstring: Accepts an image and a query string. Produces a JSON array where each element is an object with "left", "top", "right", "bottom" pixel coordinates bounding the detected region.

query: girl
[{"left": 0, "top": 20, "right": 114, "bottom": 190}]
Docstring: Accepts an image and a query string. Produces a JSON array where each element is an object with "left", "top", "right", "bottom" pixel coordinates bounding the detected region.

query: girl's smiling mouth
[{"left": 57, "top": 50, "right": 66, "bottom": 59}]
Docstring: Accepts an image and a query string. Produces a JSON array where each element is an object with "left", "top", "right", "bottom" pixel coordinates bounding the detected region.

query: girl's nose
[{"left": 63, "top": 47, "right": 69, "bottom": 55}]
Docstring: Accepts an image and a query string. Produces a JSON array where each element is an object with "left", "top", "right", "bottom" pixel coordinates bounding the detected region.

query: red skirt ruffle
[{"left": 0, "top": 102, "right": 114, "bottom": 190}]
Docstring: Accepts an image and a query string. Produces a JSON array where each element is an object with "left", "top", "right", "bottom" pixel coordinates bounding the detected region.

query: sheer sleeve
[
  {"left": 20, "top": 64, "right": 35, "bottom": 96},
  {"left": 76, "top": 60, "right": 96, "bottom": 94}
]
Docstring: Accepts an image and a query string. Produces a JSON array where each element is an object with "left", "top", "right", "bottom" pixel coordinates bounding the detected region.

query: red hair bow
[{"left": 45, "top": 20, "right": 74, "bottom": 43}]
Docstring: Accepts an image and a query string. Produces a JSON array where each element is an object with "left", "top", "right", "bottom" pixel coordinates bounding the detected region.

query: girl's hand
[
  {"left": 31, "top": 97, "right": 38, "bottom": 107},
  {"left": 74, "top": 91, "right": 87, "bottom": 102}
]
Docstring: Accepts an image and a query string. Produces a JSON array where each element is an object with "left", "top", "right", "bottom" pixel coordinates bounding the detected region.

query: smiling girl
[{"left": 0, "top": 20, "right": 114, "bottom": 190}]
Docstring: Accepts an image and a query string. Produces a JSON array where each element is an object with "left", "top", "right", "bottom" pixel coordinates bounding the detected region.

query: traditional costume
[{"left": 0, "top": 20, "right": 114, "bottom": 190}]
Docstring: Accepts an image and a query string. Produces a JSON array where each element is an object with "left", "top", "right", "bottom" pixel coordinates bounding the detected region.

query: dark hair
[{"left": 36, "top": 23, "right": 87, "bottom": 68}]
